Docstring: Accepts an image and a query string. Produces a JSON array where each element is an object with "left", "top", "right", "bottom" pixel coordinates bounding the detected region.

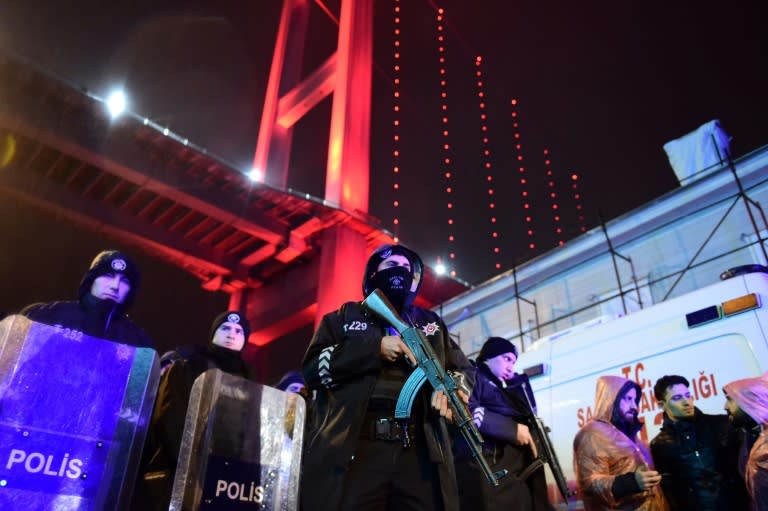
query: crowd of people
[{"left": 6, "top": 246, "right": 768, "bottom": 510}]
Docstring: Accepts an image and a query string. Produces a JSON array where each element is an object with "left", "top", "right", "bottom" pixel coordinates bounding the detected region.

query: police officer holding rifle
[
  {"left": 455, "top": 337, "right": 556, "bottom": 511},
  {"left": 301, "top": 244, "right": 490, "bottom": 511}
]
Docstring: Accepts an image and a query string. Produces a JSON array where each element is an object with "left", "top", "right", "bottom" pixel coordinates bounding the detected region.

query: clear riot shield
[
  {"left": 0, "top": 315, "right": 160, "bottom": 510},
  {"left": 170, "top": 370, "right": 305, "bottom": 511}
]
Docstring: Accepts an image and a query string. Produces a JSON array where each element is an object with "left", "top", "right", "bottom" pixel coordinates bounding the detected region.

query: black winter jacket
[
  {"left": 22, "top": 294, "right": 153, "bottom": 348},
  {"left": 650, "top": 408, "right": 749, "bottom": 511},
  {"left": 133, "top": 345, "right": 249, "bottom": 511},
  {"left": 301, "top": 301, "right": 472, "bottom": 511},
  {"left": 456, "top": 363, "right": 552, "bottom": 511}
]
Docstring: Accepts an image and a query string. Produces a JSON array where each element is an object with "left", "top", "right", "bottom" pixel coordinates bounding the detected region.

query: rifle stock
[{"left": 362, "top": 289, "right": 506, "bottom": 487}]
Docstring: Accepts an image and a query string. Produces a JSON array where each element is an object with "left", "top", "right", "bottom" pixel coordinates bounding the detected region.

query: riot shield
[
  {"left": 170, "top": 370, "right": 305, "bottom": 511},
  {"left": 0, "top": 314, "right": 160, "bottom": 510}
]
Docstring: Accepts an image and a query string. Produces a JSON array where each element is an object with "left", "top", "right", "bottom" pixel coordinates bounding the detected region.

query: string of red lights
[
  {"left": 473, "top": 55, "right": 502, "bottom": 271},
  {"left": 542, "top": 148, "right": 564, "bottom": 246},
  {"left": 509, "top": 98, "right": 536, "bottom": 252},
  {"left": 390, "top": 6, "right": 588, "bottom": 269},
  {"left": 435, "top": 7, "right": 457, "bottom": 277},
  {"left": 391, "top": 0, "right": 402, "bottom": 243},
  {"left": 571, "top": 172, "right": 587, "bottom": 234}
]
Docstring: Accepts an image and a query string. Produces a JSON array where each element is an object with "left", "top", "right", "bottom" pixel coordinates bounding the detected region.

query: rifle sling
[{"left": 517, "top": 458, "right": 545, "bottom": 481}]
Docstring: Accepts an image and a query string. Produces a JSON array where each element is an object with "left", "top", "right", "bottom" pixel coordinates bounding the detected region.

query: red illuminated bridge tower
[
  {"left": 237, "top": 0, "right": 464, "bottom": 369},
  {"left": 247, "top": 0, "right": 375, "bottom": 328},
  {"left": 0, "top": 1, "right": 467, "bottom": 376}
]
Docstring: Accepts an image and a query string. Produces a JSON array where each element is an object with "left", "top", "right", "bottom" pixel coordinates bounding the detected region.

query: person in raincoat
[
  {"left": 573, "top": 375, "right": 668, "bottom": 510},
  {"left": 723, "top": 373, "right": 768, "bottom": 511}
]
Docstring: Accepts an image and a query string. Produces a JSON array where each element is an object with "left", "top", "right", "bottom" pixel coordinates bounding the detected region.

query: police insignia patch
[
  {"left": 422, "top": 322, "right": 439, "bottom": 336},
  {"left": 111, "top": 259, "right": 127, "bottom": 271}
]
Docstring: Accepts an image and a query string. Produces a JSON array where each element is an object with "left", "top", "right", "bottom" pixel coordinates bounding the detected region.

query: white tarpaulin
[{"left": 663, "top": 119, "right": 731, "bottom": 185}]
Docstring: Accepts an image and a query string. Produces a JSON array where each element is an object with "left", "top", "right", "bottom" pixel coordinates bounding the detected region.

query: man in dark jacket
[
  {"left": 650, "top": 374, "right": 748, "bottom": 510},
  {"left": 301, "top": 244, "right": 473, "bottom": 511},
  {"left": 21, "top": 249, "right": 153, "bottom": 348},
  {"left": 456, "top": 336, "right": 553, "bottom": 511},
  {"left": 133, "top": 310, "right": 251, "bottom": 511}
]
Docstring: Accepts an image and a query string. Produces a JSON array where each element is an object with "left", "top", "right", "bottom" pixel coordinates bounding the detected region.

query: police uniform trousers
[{"left": 339, "top": 422, "right": 443, "bottom": 511}]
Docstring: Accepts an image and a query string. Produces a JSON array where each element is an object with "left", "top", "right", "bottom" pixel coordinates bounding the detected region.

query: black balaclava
[
  {"left": 369, "top": 266, "right": 413, "bottom": 312},
  {"left": 78, "top": 250, "right": 141, "bottom": 310},
  {"left": 207, "top": 310, "right": 250, "bottom": 376},
  {"left": 362, "top": 244, "right": 424, "bottom": 312}
]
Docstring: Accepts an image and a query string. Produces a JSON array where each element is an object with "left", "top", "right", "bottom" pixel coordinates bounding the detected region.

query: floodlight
[
  {"left": 106, "top": 90, "right": 127, "bottom": 118},
  {"left": 248, "top": 168, "right": 264, "bottom": 182}
]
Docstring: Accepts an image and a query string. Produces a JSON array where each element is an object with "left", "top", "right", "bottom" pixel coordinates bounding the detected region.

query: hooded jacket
[
  {"left": 361, "top": 244, "right": 424, "bottom": 302},
  {"left": 723, "top": 373, "right": 768, "bottom": 511},
  {"left": 301, "top": 243, "right": 471, "bottom": 511},
  {"left": 573, "top": 376, "right": 668, "bottom": 511},
  {"left": 300, "top": 244, "right": 473, "bottom": 510}
]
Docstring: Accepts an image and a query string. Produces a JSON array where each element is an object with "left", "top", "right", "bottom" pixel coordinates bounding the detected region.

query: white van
[{"left": 517, "top": 270, "right": 768, "bottom": 509}]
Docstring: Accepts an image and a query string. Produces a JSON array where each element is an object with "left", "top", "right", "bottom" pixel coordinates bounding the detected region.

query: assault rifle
[
  {"left": 362, "top": 289, "right": 506, "bottom": 487},
  {"left": 507, "top": 374, "right": 573, "bottom": 503}
]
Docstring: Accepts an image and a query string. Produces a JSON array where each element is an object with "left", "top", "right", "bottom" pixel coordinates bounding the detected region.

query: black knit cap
[
  {"left": 362, "top": 244, "right": 424, "bottom": 298},
  {"left": 78, "top": 250, "right": 141, "bottom": 308},
  {"left": 477, "top": 336, "right": 518, "bottom": 363},
  {"left": 276, "top": 371, "right": 306, "bottom": 391},
  {"left": 209, "top": 310, "right": 251, "bottom": 347}
]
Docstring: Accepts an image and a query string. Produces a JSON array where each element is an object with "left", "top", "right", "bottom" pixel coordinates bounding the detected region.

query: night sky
[{"left": 1, "top": 0, "right": 766, "bottom": 376}]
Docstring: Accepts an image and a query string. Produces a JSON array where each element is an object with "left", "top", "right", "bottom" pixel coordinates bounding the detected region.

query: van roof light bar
[
  {"left": 685, "top": 305, "right": 722, "bottom": 328},
  {"left": 722, "top": 293, "right": 761, "bottom": 317}
]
